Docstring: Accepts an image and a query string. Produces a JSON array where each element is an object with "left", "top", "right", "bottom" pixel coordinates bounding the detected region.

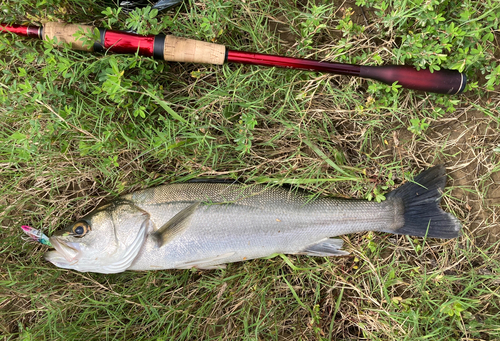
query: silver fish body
[
  {"left": 45, "top": 165, "right": 461, "bottom": 273},
  {"left": 125, "top": 183, "right": 401, "bottom": 270}
]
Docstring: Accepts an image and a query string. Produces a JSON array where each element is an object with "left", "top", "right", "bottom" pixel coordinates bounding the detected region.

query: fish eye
[{"left": 72, "top": 221, "right": 90, "bottom": 237}]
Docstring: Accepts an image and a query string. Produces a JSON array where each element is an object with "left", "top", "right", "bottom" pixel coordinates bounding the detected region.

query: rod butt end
[{"left": 456, "top": 73, "right": 467, "bottom": 94}]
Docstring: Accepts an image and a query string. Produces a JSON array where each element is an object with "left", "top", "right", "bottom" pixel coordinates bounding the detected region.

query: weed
[
  {"left": 407, "top": 117, "right": 429, "bottom": 136},
  {"left": 0, "top": 0, "right": 499, "bottom": 339}
]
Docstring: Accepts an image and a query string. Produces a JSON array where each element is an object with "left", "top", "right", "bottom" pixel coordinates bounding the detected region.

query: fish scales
[{"left": 123, "top": 183, "right": 399, "bottom": 270}]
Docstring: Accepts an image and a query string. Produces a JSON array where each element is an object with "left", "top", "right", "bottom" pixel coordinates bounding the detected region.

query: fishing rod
[{"left": 0, "top": 22, "right": 466, "bottom": 94}]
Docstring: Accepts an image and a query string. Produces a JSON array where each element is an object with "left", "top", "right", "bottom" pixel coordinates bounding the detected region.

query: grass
[{"left": 1, "top": 0, "right": 500, "bottom": 339}]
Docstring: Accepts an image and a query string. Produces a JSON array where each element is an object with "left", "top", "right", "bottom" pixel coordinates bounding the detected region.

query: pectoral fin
[
  {"left": 152, "top": 202, "right": 200, "bottom": 247},
  {"left": 297, "top": 238, "right": 349, "bottom": 256}
]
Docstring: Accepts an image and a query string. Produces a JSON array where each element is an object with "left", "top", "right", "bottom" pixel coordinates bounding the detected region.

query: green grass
[{"left": 1, "top": 0, "right": 500, "bottom": 339}]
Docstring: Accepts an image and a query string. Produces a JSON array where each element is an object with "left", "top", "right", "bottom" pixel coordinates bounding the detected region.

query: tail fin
[{"left": 385, "top": 165, "right": 461, "bottom": 239}]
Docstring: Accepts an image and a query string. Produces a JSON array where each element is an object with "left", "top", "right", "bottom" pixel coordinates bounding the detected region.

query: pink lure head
[{"left": 21, "top": 225, "right": 52, "bottom": 246}]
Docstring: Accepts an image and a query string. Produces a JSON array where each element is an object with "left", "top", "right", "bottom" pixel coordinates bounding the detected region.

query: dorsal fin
[{"left": 183, "top": 178, "right": 240, "bottom": 184}]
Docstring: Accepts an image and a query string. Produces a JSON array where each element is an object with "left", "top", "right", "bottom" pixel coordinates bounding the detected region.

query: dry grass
[{"left": 1, "top": 0, "right": 500, "bottom": 339}]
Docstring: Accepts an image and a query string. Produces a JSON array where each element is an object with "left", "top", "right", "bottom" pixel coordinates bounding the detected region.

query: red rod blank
[
  {"left": 0, "top": 24, "right": 40, "bottom": 38},
  {"left": 226, "top": 50, "right": 361, "bottom": 76},
  {"left": 226, "top": 50, "right": 466, "bottom": 94}
]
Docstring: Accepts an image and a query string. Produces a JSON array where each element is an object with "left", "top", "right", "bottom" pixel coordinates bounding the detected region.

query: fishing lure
[{"left": 21, "top": 225, "right": 52, "bottom": 247}]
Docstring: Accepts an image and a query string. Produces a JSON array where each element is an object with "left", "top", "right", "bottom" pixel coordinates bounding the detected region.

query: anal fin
[{"left": 297, "top": 238, "right": 349, "bottom": 257}]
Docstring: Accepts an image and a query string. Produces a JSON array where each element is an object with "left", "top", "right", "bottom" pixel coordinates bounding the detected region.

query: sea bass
[{"left": 45, "top": 165, "right": 461, "bottom": 274}]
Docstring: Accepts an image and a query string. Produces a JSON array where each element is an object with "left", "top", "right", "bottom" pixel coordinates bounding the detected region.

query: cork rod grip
[
  {"left": 163, "top": 35, "right": 226, "bottom": 65},
  {"left": 43, "top": 22, "right": 95, "bottom": 51}
]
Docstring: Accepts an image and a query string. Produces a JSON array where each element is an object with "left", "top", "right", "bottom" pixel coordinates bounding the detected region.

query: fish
[{"left": 44, "top": 165, "right": 461, "bottom": 274}]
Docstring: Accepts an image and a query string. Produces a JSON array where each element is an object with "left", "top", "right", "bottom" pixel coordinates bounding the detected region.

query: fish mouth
[{"left": 44, "top": 237, "right": 81, "bottom": 267}]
